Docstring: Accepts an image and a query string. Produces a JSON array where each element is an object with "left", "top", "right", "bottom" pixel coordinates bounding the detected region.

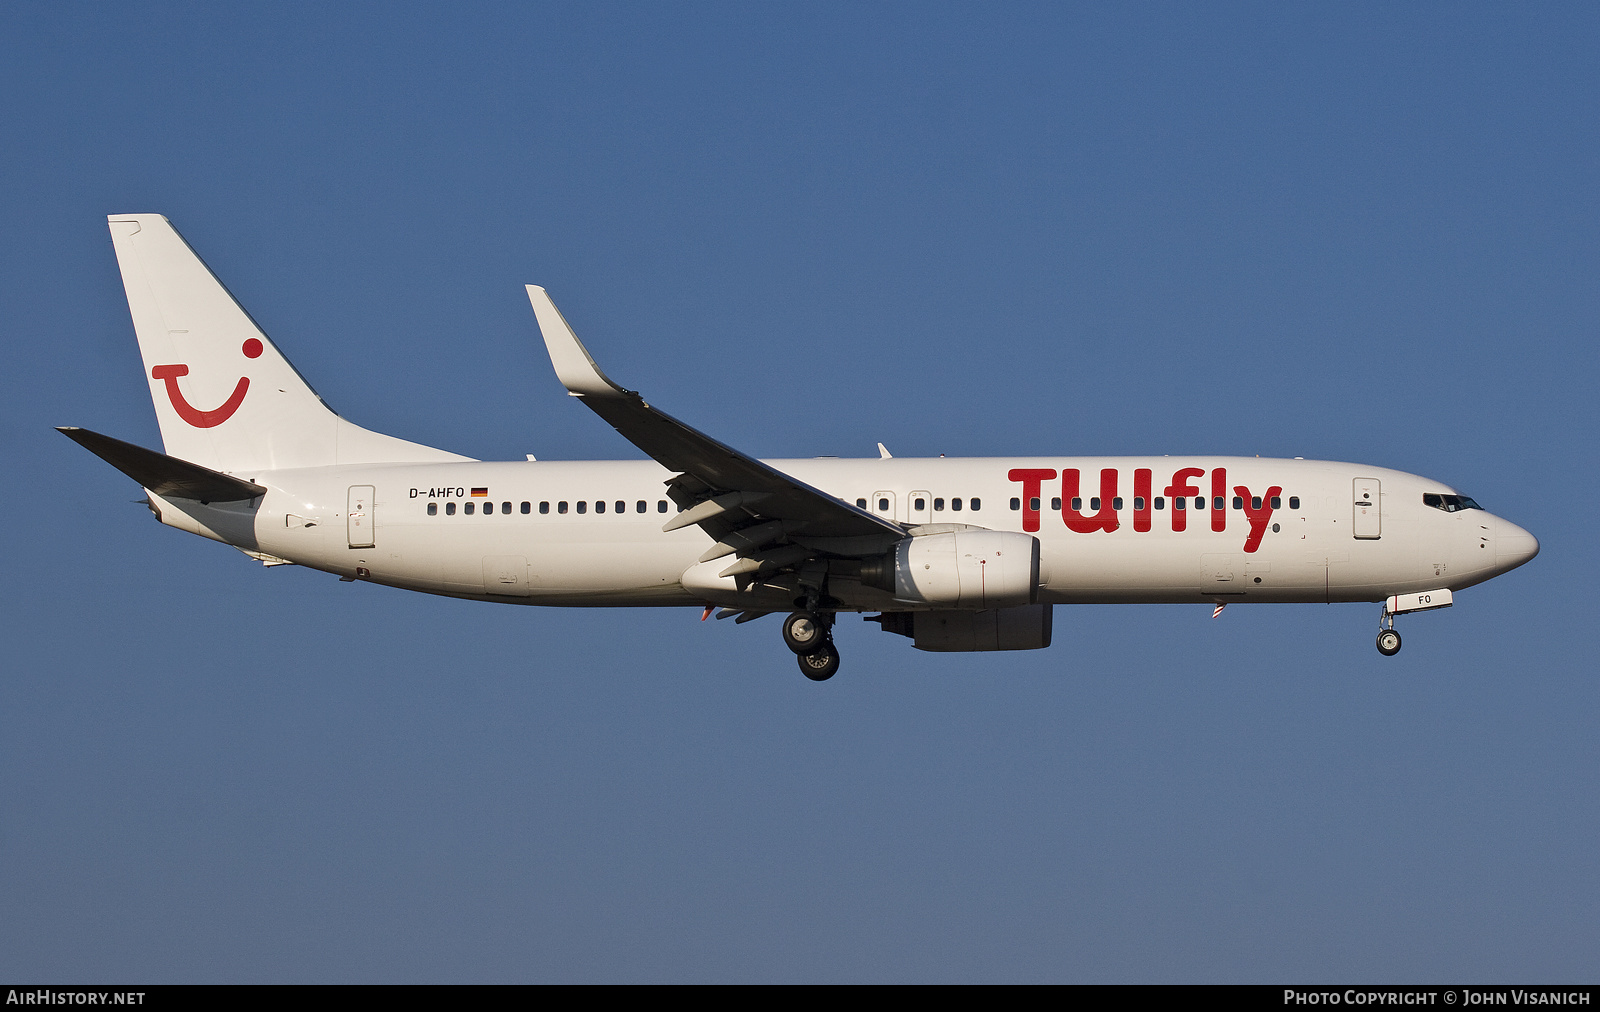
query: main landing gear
[
  {"left": 1376, "top": 606, "right": 1402, "bottom": 656},
  {"left": 783, "top": 609, "right": 840, "bottom": 681}
]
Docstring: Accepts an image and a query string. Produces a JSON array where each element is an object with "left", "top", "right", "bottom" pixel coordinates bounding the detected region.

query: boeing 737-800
[{"left": 62, "top": 214, "right": 1539, "bottom": 680}]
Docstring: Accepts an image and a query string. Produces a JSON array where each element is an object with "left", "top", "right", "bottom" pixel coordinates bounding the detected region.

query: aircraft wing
[{"left": 527, "top": 286, "right": 904, "bottom": 565}]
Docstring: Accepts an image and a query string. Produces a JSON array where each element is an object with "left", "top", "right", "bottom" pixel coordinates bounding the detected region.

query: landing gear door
[
  {"left": 1353, "top": 478, "right": 1381, "bottom": 540},
  {"left": 348, "top": 485, "right": 375, "bottom": 548}
]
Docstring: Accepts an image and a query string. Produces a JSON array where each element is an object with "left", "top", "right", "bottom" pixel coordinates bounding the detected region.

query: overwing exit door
[
  {"left": 910, "top": 490, "right": 932, "bottom": 525},
  {"left": 872, "top": 491, "right": 897, "bottom": 523},
  {"left": 348, "top": 485, "right": 375, "bottom": 548}
]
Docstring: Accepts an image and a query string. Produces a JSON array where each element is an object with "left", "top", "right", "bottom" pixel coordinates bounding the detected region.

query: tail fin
[{"left": 107, "top": 214, "right": 470, "bottom": 472}]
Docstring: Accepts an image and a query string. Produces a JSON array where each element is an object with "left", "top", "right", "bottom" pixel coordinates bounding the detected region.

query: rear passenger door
[{"left": 347, "top": 485, "right": 375, "bottom": 548}]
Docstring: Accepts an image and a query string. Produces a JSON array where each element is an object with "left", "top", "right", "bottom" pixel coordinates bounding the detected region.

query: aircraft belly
[
  {"left": 1039, "top": 532, "right": 1309, "bottom": 603},
  {"left": 377, "top": 522, "right": 695, "bottom": 601}
]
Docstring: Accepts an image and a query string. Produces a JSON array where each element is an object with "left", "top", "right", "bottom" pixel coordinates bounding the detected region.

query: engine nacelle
[{"left": 860, "top": 529, "right": 1041, "bottom": 609}]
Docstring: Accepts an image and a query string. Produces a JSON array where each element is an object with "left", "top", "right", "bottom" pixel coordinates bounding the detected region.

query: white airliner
[{"left": 63, "top": 214, "right": 1539, "bottom": 679}]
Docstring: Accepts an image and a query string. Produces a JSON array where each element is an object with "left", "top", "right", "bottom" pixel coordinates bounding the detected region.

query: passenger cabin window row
[
  {"left": 425, "top": 491, "right": 1306, "bottom": 520},
  {"left": 857, "top": 497, "right": 983, "bottom": 512},
  {"left": 426, "top": 499, "right": 671, "bottom": 517},
  {"left": 1007, "top": 495, "right": 1299, "bottom": 512}
]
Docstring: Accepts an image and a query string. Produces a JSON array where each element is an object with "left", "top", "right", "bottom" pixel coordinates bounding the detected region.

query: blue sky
[{"left": 3, "top": 2, "right": 1596, "bottom": 982}]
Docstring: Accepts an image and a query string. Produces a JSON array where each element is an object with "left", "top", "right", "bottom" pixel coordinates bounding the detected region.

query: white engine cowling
[{"left": 862, "top": 530, "right": 1041, "bottom": 609}]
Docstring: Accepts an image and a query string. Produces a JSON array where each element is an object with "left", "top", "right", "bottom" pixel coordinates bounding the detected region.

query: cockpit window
[{"left": 1423, "top": 492, "right": 1482, "bottom": 513}]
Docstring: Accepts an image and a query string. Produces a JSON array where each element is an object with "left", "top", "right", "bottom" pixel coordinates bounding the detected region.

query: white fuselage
[{"left": 148, "top": 455, "right": 1534, "bottom": 611}]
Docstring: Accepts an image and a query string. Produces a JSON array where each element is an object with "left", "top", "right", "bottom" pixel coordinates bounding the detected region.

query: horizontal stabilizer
[{"left": 57, "top": 426, "right": 266, "bottom": 502}]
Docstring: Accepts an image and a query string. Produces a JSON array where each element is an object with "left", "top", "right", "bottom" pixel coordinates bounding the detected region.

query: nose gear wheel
[{"left": 1376, "top": 602, "right": 1402, "bottom": 656}]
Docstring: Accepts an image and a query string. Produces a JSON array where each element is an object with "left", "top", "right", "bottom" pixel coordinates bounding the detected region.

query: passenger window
[
  {"left": 658, "top": 501, "right": 668, "bottom": 513},
  {"left": 878, "top": 497, "right": 889, "bottom": 511},
  {"left": 1029, "top": 497, "right": 1040, "bottom": 511},
  {"left": 1071, "top": 498, "right": 1082, "bottom": 510},
  {"left": 857, "top": 498, "right": 868, "bottom": 509},
  {"left": 1133, "top": 497, "right": 1144, "bottom": 511},
  {"left": 1113, "top": 497, "right": 1123, "bottom": 510},
  {"left": 1196, "top": 497, "right": 1206, "bottom": 509},
  {"left": 934, "top": 498, "right": 945, "bottom": 511},
  {"left": 446, "top": 502, "right": 456, "bottom": 515},
  {"left": 1010, "top": 498, "right": 1021, "bottom": 511},
  {"left": 558, "top": 501, "right": 568, "bottom": 514},
  {"left": 1154, "top": 497, "right": 1165, "bottom": 509},
  {"left": 616, "top": 501, "right": 625, "bottom": 514},
  {"left": 1288, "top": 496, "right": 1300, "bottom": 510},
  {"left": 1270, "top": 496, "right": 1281, "bottom": 509},
  {"left": 637, "top": 501, "right": 647, "bottom": 513},
  {"left": 1174, "top": 497, "right": 1185, "bottom": 511},
  {"left": 464, "top": 502, "right": 475, "bottom": 515},
  {"left": 970, "top": 498, "right": 981, "bottom": 511},
  {"left": 502, "top": 502, "right": 512, "bottom": 514},
  {"left": 1252, "top": 496, "right": 1262, "bottom": 510},
  {"left": 576, "top": 501, "right": 586, "bottom": 514},
  {"left": 427, "top": 502, "right": 437, "bottom": 516},
  {"left": 951, "top": 498, "right": 963, "bottom": 511},
  {"left": 1052, "top": 497, "right": 1061, "bottom": 511},
  {"left": 914, "top": 497, "right": 926, "bottom": 511},
  {"left": 1214, "top": 497, "right": 1225, "bottom": 510},
  {"left": 595, "top": 501, "right": 605, "bottom": 514},
  {"left": 1232, "top": 496, "right": 1243, "bottom": 510},
  {"left": 521, "top": 502, "right": 531, "bottom": 514},
  {"left": 1090, "top": 498, "right": 1101, "bottom": 511},
  {"left": 539, "top": 502, "right": 550, "bottom": 514}
]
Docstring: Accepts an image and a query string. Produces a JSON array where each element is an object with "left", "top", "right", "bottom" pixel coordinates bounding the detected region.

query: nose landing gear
[
  {"left": 1376, "top": 605, "right": 1402, "bottom": 656},
  {"left": 783, "top": 609, "right": 840, "bottom": 680},
  {"left": 1373, "top": 590, "right": 1452, "bottom": 655}
]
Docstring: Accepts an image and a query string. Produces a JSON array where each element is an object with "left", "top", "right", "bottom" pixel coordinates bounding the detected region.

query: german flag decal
[{"left": 470, "top": 488, "right": 489, "bottom": 497}]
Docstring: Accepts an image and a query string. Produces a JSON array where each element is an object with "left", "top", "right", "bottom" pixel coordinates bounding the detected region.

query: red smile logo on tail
[{"left": 151, "top": 338, "right": 263, "bottom": 428}]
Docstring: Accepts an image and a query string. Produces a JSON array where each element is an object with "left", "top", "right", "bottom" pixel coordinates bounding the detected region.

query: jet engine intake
[{"left": 860, "top": 529, "right": 1040, "bottom": 609}]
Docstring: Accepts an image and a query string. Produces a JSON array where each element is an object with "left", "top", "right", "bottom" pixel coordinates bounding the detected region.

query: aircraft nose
[{"left": 1496, "top": 518, "right": 1540, "bottom": 573}]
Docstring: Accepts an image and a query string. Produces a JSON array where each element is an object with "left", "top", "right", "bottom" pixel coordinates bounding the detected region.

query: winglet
[{"left": 526, "top": 285, "right": 629, "bottom": 399}]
